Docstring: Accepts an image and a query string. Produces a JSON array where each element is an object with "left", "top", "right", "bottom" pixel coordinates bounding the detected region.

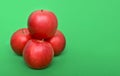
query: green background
[{"left": 0, "top": 0, "right": 120, "bottom": 76}]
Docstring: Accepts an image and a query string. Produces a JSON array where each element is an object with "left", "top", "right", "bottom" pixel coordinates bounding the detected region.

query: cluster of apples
[{"left": 10, "top": 10, "right": 66, "bottom": 69}]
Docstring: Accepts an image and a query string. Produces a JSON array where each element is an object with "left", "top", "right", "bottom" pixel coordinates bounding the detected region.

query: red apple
[
  {"left": 46, "top": 30, "right": 66, "bottom": 56},
  {"left": 28, "top": 10, "right": 58, "bottom": 39},
  {"left": 23, "top": 39, "right": 54, "bottom": 69},
  {"left": 10, "top": 28, "right": 31, "bottom": 55}
]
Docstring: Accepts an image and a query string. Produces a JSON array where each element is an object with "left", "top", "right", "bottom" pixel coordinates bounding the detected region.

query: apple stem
[
  {"left": 41, "top": 10, "right": 43, "bottom": 12},
  {"left": 22, "top": 29, "right": 26, "bottom": 34}
]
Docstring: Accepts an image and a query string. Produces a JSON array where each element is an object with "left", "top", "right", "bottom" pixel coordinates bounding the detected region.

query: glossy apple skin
[
  {"left": 23, "top": 39, "right": 54, "bottom": 69},
  {"left": 28, "top": 10, "right": 58, "bottom": 39},
  {"left": 10, "top": 28, "right": 31, "bottom": 55},
  {"left": 46, "top": 30, "right": 66, "bottom": 56}
]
